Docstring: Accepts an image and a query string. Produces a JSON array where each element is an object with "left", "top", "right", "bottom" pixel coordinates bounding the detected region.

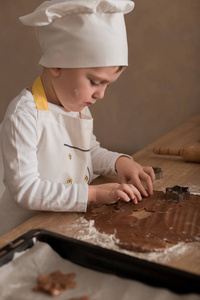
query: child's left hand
[{"left": 115, "top": 156, "right": 155, "bottom": 198}]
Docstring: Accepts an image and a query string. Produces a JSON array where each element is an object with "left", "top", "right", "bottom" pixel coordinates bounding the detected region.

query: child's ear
[{"left": 49, "top": 68, "right": 61, "bottom": 77}]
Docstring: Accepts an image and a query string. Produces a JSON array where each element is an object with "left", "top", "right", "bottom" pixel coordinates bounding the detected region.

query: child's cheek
[
  {"left": 73, "top": 89, "right": 79, "bottom": 98},
  {"left": 80, "top": 87, "right": 92, "bottom": 101}
]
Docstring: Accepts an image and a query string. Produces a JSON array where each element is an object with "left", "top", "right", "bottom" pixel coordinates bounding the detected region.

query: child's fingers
[
  {"left": 139, "top": 171, "right": 154, "bottom": 195},
  {"left": 132, "top": 178, "right": 149, "bottom": 197},
  {"left": 116, "top": 184, "right": 141, "bottom": 204},
  {"left": 143, "top": 166, "right": 155, "bottom": 182},
  {"left": 130, "top": 185, "right": 142, "bottom": 203},
  {"left": 116, "top": 189, "right": 133, "bottom": 203},
  {"left": 145, "top": 177, "right": 154, "bottom": 195}
]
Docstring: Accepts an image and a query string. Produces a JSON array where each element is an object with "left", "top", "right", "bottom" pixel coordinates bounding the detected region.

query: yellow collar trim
[{"left": 32, "top": 76, "right": 49, "bottom": 111}]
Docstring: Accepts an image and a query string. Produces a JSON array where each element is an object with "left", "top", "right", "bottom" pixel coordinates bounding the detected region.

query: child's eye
[{"left": 90, "top": 80, "right": 100, "bottom": 87}]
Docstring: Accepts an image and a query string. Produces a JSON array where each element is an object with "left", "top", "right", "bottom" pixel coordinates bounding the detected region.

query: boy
[{"left": 0, "top": 0, "right": 154, "bottom": 235}]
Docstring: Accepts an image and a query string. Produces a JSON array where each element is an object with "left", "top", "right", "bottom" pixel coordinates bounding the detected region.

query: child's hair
[{"left": 117, "top": 66, "right": 125, "bottom": 73}]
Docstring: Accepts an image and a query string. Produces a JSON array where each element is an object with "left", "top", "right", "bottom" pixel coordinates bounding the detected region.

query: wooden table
[{"left": 0, "top": 114, "right": 200, "bottom": 275}]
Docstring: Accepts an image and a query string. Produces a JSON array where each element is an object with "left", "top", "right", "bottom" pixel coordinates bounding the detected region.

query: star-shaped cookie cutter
[{"left": 165, "top": 185, "right": 190, "bottom": 202}]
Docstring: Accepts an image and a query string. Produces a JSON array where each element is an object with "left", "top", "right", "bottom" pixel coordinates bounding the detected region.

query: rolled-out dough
[{"left": 84, "top": 191, "right": 200, "bottom": 253}]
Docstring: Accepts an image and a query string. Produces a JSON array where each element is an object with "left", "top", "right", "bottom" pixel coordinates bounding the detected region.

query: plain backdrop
[{"left": 0, "top": 0, "right": 200, "bottom": 155}]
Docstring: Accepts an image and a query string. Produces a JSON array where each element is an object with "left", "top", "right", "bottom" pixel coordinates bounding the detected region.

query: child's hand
[
  {"left": 88, "top": 183, "right": 142, "bottom": 205},
  {"left": 115, "top": 156, "right": 155, "bottom": 198}
]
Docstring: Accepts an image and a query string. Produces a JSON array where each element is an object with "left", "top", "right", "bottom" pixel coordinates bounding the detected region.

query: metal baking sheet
[{"left": 0, "top": 229, "right": 200, "bottom": 296}]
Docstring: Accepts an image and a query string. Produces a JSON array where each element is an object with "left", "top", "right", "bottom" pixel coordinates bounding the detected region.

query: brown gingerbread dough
[
  {"left": 85, "top": 190, "right": 200, "bottom": 252},
  {"left": 33, "top": 270, "right": 77, "bottom": 296}
]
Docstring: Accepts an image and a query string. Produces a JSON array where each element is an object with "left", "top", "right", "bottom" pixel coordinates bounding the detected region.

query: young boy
[{"left": 0, "top": 0, "right": 154, "bottom": 235}]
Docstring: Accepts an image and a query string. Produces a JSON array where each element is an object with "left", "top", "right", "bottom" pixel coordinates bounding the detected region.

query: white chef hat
[{"left": 19, "top": 0, "right": 134, "bottom": 68}]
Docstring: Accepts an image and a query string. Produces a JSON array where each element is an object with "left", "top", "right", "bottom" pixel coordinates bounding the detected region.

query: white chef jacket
[{"left": 0, "top": 88, "right": 127, "bottom": 235}]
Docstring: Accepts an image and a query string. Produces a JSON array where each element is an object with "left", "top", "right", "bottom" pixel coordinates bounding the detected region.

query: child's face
[{"left": 48, "top": 66, "right": 125, "bottom": 112}]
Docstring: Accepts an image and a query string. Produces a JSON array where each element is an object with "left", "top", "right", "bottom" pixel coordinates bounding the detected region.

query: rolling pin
[{"left": 153, "top": 146, "right": 200, "bottom": 163}]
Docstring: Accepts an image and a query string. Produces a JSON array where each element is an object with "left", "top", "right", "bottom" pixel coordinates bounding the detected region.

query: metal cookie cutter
[
  {"left": 165, "top": 185, "right": 190, "bottom": 202},
  {"left": 153, "top": 167, "right": 163, "bottom": 180}
]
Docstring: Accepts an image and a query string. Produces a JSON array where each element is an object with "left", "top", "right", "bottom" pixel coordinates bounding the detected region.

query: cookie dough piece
[{"left": 33, "top": 270, "right": 77, "bottom": 296}]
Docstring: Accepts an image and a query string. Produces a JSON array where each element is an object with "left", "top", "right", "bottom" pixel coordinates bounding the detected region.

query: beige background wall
[{"left": 1, "top": 0, "right": 200, "bottom": 155}]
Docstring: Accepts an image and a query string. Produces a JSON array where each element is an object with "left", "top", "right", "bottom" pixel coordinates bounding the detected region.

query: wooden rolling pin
[{"left": 153, "top": 146, "right": 200, "bottom": 163}]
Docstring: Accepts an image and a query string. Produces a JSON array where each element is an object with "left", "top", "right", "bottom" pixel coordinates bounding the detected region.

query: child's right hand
[{"left": 88, "top": 183, "right": 142, "bottom": 205}]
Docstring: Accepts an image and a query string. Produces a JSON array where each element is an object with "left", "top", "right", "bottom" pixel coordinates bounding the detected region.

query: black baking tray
[{"left": 0, "top": 229, "right": 199, "bottom": 295}]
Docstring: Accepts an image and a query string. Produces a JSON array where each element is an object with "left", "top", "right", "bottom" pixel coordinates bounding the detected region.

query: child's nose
[{"left": 93, "top": 85, "right": 107, "bottom": 100}]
